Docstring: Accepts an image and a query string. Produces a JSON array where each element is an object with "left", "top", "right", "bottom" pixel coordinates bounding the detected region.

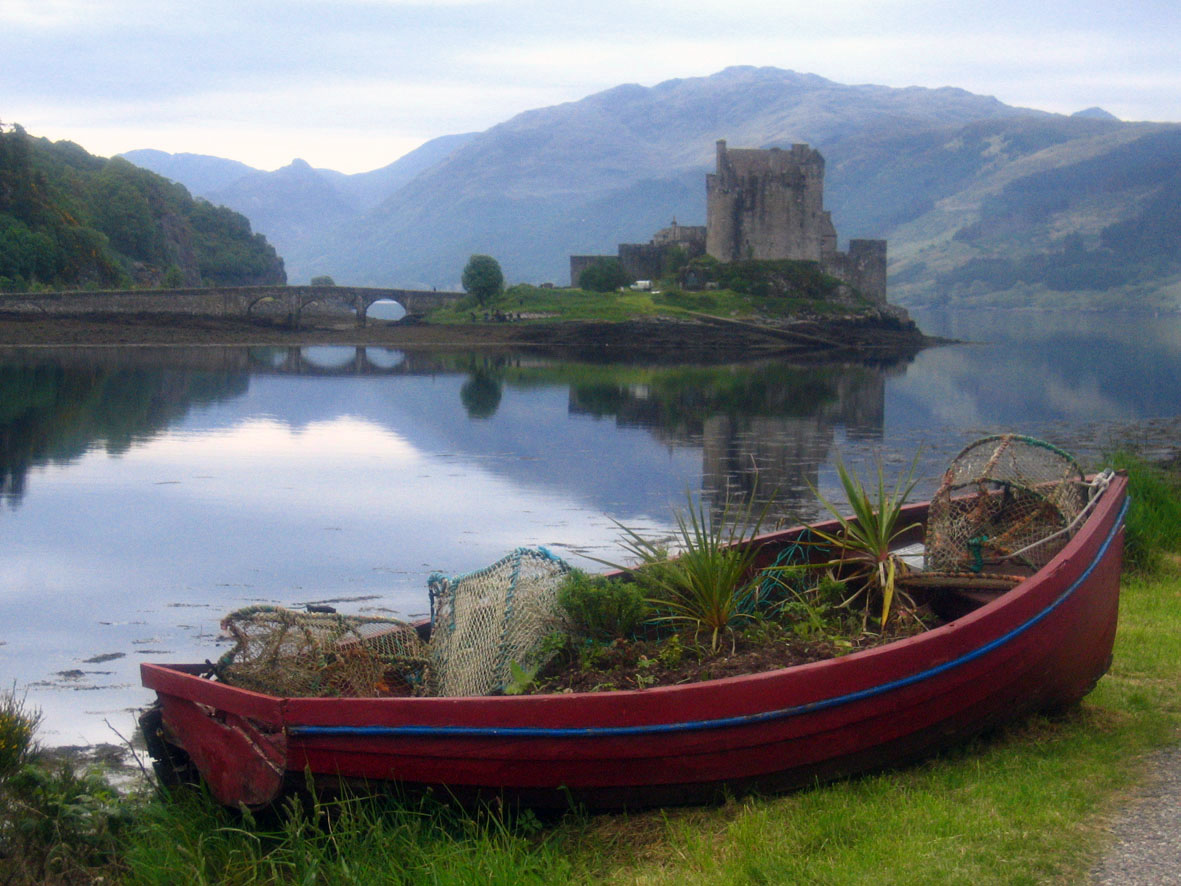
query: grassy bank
[
  {"left": 3, "top": 459, "right": 1180, "bottom": 885},
  {"left": 426, "top": 283, "right": 879, "bottom": 326}
]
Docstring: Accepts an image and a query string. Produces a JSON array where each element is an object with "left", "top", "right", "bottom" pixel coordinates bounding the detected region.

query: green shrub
[
  {"left": 578, "top": 258, "right": 630, "bottom": 292},
  {"left": 1104, "top": 452, "right": 1181, "bottom": 573},
  {"left": 804, "top": 454, "right": 922, "bottom": 629},
  {"left": 0, "top": 687, "right": 40, "bottom": 782},
  {"left": 616, "top": 491, "right": 774, "bottom": 651},
  {"left": 557, "top": 570, "right": 651, "bottom": 643},
  {"left": 3, "top": 762, "right": 131, "bottom": 872},
  {"left": 0, "top": 694, "right": 38, "bottom": 784},
  {"left": 1, "top": 691, "right": 131, "bottom": 884}
]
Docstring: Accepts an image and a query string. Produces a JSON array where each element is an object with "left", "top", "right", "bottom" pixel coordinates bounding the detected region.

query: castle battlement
[
  {"left": 706, "top": 139, "right": 886, "bottom": 303},
  {"left": 570, "top": 139, "right": 888, "bottom": 305}
]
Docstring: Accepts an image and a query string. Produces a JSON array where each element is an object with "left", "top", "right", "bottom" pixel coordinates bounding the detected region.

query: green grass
[
  {"left": 424, "top": 283, "right": 873, "bottom": 325},
  {"left": 118, "top": 790, "right": 574, "bottom": 886},
  {"left": 553, "top": 561, "right": 1181, "bottom": 885},
  {"left": 1103, "top": 451, "right": 1181, "bottom": 572},
  {"left": 4, "top": 462, "right": 1181, "bottom": 885}
]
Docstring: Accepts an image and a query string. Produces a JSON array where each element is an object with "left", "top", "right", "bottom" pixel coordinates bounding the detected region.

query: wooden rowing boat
[{"left": 140, "top": 472, "right": 1127, "bottom": 809}]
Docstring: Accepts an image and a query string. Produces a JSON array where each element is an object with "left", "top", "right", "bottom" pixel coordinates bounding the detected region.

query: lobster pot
[
  {"left": 427, "top": 547, "right": 570, "bottom": 697},
  {"left": 925, "top": 434, "right": 1088, "bottom": 574},
  {"left": 217, "top": 606, "right": 429, "bottom": 697}
]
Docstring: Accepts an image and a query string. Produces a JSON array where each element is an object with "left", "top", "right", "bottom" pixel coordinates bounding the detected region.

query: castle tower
[{"left": 706, "top": 140, "right": 830, "bottom": 263}]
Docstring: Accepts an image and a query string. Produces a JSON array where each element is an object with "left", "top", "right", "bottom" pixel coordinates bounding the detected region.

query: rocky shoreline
[{"left": 0, "top": 310, "right": 940, "bottom": 362}]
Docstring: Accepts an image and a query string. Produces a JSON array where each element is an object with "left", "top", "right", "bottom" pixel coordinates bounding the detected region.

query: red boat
[{"left": 140, "top": 471, "right": 1127, "bottom": 810}]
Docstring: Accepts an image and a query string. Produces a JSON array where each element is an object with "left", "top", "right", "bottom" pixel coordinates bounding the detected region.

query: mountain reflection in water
[{"left": 0, "top": 308, "right": 1178, "bottom": 745}]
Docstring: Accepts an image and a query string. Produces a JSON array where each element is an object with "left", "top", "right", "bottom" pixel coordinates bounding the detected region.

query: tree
[
  {"left": 310, "top": 275, "right": 335, "bottom": 286},
  {"left": 461, "top": 254, "right": 504, "bottom": 305},
  {"left": 460, "top": 369, "right": 502, "bottom": 419},
  {"left": 578, "top": 258, "right": 630, "bottom": 292}
]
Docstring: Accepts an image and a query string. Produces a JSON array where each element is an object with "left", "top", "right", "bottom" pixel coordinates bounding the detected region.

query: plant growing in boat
[
  {"left": 613, "top": 490, "right": 774, "bottom": 652},
  {"left": 504, "top": 661, "right": 539, "bottom": 695},
  {"left": 806, "top": 455, "right": 923, "bottom": 629},
  {"left": 556, "top": 570, "right": 651, "bottom": 643},
  {"left": 769, "top": 571, "right": 850, "bottom": 639}
]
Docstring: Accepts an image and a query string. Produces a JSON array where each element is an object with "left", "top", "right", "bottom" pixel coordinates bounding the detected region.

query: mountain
[
  {"left": 1072, "top": 107, "right": 1121, "bottom": 121},
  {"left": 315, "top": 132, "right": 478, "bottom": 212},
  {"left": 120, "top": 149, "right": 258, "bottom": 195},
  {"left": 205, "top": 159, "right": 358, "bottom": 276},
  {"left": 123, "top": 133, "right": 478, "bottom": 281},
  {"left": 298, "top": 66, "right": 1042, "bottom": 289},
  {"left": 123, "top": 66, "right": 1181, "bottom": 308},
  {"left": 887, "top": 123, "right": 1181, "bottom": 306},
  {"left": 1, "top": 127, "right": 284, "bottom": 290}
]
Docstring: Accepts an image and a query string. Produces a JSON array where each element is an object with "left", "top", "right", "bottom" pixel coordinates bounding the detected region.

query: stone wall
[
  {"left": 706, "top": 141, "right": 829, "bottom": 263},
  {"left": 569, "top": 255, "right": 615, "bottom": 288},
  {"left": 705, "top": 140, "right": 888, "bottom": 304},
  {"left": 822, "top": 239, "right": 888, "bottom": 304},
  {"left": 570, "top": 222, "right": 707, "bottom": 287},
  {"left": 618, "top": 243, "right": 668, "bottom": 282},
  {"left": 0, "top": 285, "right": 463, "bottom": 325}
]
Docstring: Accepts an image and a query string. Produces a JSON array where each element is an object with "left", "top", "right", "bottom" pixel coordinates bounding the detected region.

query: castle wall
[
  {"left": 706, "top": 140, "right": 829, "bottom": 263},
  {"left": 705, "top": 140, "right": 889, "bottom": 304},
  {"left": 570, "top": 255, "right": 615, "bottom": 287},
  {"left": 653, "top": 222, "right": 706, "bottom": 249},
  {"left": 618, "top": 243, "right": 667, "bottom": 282},
  {"left": 569, "top": 141, "right": 890, "bottom": 304},
  {"left": 822, "top": 239, "right": 888, "bottom": 304},
  {"left": 571, "top": 222, "right": 706, "bottom": 287}
]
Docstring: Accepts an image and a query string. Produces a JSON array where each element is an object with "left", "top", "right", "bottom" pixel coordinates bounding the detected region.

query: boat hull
[{"left": 141, "top": 474, "right": 1127, "bottom": 809}]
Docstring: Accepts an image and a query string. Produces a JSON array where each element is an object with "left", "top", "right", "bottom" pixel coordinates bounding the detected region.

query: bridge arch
[
  {"left": 365, "top": 298, "right": 408, "bottom": 323},
  {"left": 0, "top": 285, "right": 467, "bottom": 327}
]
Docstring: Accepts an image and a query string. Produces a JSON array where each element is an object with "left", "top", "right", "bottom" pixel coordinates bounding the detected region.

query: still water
[{"left": 1, "top": 309, "right": 1179, "bottom": 745}]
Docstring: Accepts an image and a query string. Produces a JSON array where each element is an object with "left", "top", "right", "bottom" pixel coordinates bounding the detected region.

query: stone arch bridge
[{"left": 0, "top": 285, "right": 464, "bottom": 327}]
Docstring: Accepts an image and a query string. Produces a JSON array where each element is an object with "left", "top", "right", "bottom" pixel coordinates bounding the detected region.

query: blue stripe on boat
[{"left": 290, "top": 497, "right": 1128, "bottom": 740}]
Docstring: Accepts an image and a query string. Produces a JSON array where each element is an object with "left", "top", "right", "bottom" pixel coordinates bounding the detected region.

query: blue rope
[{"left": 291, "top": 496, "right": 1128, "bottom": 740}]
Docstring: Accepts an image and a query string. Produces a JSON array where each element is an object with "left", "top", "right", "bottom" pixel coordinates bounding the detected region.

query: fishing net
[
  {"left": 924, "top": 434, "right": 1088, "bottom": 575},
  {"left": 427, "top": 547, "right": 571, "bottom": 697},
  {"left": 213, "top": 548, "right": 570, "bottom": 699},
  {"left": 216, "top": 605, "right": 430, "bottom": 697}
]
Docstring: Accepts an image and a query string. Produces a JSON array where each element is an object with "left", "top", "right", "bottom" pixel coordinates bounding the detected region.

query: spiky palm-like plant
[
  {"left": 808, "top": 455, "right": 922, "bottom": 629},
  {"left": 614, "top": 491, "right": 773, "bottom": 652}
]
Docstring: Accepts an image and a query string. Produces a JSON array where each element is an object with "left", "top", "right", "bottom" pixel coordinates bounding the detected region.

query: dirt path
[{"left": 1091, "top": 744, "right": 1181, "bottom": 884}]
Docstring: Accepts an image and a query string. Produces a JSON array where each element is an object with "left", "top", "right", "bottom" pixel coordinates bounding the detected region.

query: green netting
[
  {"left": 925, "top": 434, "right": 1088, "bottom": 574},
  {"left": 752, "top": 532, "right": 816, "bottom": 608},
  {"left": 427, "top": 547, "right": 571, "bottom": 697},
  {"left": 214, "top": 547, "right": 572, "bottom": 699},
  {"left": 215, "top": 605, "right": 430, "bottom": 697}
]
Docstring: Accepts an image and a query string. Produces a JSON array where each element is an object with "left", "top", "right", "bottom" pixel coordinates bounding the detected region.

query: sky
[{"left": 3, "top": 0, "right": 1179, "bottom": 174}]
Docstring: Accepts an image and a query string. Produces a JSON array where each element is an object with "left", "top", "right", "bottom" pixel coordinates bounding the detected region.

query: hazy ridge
[{"left": 122, "top": 66, "right": 1181, "bottom": 309}]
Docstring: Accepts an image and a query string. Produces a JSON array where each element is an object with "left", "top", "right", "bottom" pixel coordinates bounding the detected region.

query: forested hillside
[{"left": 0, "top": 123, "right": 285, "bottom": 292}]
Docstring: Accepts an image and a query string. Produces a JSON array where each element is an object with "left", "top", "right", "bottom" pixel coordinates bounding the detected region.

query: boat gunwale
[{"left": 140, "top": 474, "right": 1127, "bottom": 735}]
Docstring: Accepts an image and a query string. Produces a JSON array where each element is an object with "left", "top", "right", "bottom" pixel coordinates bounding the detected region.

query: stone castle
[{"left": 570, "top": 139, "right": 888, "bottom": 303}]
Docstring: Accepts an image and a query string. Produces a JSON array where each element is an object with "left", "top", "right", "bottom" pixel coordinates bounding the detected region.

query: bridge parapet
[{"left": 0, "top": 285, "right": 465, "bottom": 327}]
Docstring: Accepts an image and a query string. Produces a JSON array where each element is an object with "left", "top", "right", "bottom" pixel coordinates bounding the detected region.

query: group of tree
[
  {"left": 577, "top": 258, "right": 631, "bottom": 293},
  {"left": 460, "top": 253, "right": 856, "bottom": 303},
  {"left": 0, "top": 122, "right": 285, "bottom": 292}
]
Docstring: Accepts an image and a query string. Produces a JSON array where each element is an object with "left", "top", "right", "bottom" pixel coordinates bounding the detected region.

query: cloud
[{"left": 2, "top": 0, "right": 1178, "bottom": 170}]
